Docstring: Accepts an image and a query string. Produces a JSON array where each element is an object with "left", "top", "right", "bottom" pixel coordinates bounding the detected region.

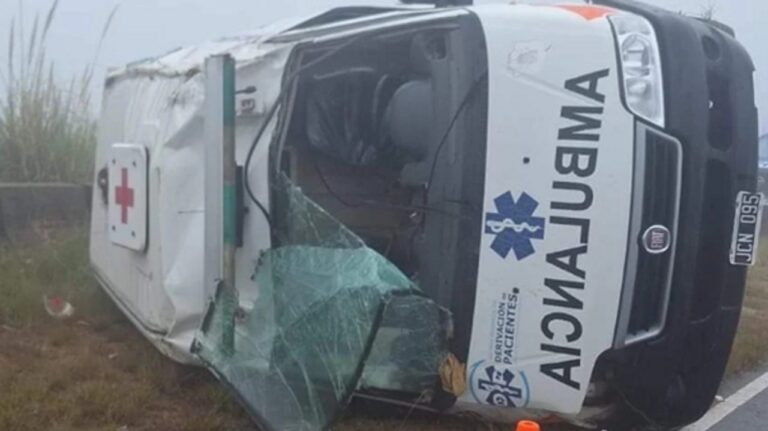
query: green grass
[
  {"left": 0, "top": 230, "right": 103, "bottom": 326},
  {"left": 0, "top": 0, "right": 114, "bottom": 184}
]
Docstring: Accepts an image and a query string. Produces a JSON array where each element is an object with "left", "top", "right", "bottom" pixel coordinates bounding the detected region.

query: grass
[
  {"left": 0, "top": 230, "right": 766, "bottom": 430},
  {"left": 0, "top": 230, "right": 254, "bottom": 431},
  {"left": 0, "top": 228, "right": 102, "bottom": 326},
  {"left": 0, "top": 0, "right": 114, "bottom": 184},
  {"left": 725, "top": 239, "right": 768, "bottom": 374}
]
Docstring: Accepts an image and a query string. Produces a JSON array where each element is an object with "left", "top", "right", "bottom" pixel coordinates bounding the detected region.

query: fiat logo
[{"left": 642, "top": 225, "right": 671, "bottom": 254}]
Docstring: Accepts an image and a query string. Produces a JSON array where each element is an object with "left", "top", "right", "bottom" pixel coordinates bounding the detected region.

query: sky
[{"left": 0, "top": 0, "right": 765, "bottom": 133}]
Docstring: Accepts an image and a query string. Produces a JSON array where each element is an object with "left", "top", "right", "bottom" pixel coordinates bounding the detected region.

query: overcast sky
[{"left": 0, "top": 0, "right": 765, "bottom": 132}]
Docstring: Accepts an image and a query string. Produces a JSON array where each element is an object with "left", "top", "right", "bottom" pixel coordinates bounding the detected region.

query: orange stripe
[{"left": 556, "top": 4, "right": 615, "bottom": 21}]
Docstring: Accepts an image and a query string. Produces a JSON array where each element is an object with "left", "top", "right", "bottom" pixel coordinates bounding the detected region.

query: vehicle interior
[
  {"left": 274, "top": 20, "right": 488, "bottom": 281},
  {"left": 267, "top": 14, "right": 490, "bottom": 409}
]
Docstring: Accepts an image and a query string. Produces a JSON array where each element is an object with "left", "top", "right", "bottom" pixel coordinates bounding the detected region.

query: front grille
[
  {"left": 627, "top": 128, "right": 682, "bottom": 335},
  {"left": 691, "top": 160, "right": 732, "bottom": 320},
  {"left": 614, "top": 123, "right": 683, "bottom": 347},
  {"left": 707, "top": 71, "right": 733, "bottom": 151}
]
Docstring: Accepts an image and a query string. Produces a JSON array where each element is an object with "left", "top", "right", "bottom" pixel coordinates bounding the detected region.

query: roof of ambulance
[{"left": 105, "top": 2, "right": 592, "bottom": 80}]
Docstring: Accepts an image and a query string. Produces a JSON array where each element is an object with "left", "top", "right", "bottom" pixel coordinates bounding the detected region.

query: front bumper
[{"left": 598, "top": 0, "right": 758, "bottom": 427}]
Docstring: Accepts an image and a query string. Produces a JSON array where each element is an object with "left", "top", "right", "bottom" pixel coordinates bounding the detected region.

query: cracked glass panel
[{"left": 194, "top": 174, "right": 448, "bottom": 431}]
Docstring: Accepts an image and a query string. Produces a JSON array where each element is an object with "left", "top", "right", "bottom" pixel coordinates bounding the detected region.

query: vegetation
[
  {"left": 0, "top": 0, "right": 114, "bottom": 184},
  {"left": 698, "top": 2, "right": 717, "bottom": 21},
  {"left": 726, "top": 240, "right": 768, "bottom": 374},
  {"left": 0, "top": 230, "right": 255, "bottom": 431}
]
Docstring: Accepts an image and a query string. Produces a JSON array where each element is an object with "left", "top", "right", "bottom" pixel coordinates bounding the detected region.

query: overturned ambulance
[{"left": 90, "top": 1, "right": 761, "bottom": 429}]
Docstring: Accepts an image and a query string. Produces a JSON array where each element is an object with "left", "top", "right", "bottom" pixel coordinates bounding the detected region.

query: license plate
[{"left": 730, "top": 191, "right": 764, "bottom": 266}]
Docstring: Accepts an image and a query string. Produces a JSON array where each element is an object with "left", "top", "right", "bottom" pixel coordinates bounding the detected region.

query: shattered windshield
[{"left": 194, "top": 174, "right": 449, "bottom": 431}]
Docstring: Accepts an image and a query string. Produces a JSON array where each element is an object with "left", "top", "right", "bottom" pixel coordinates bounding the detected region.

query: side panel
[
  {"left": 91, "top": 75, "right": 196, "bottom": 336},
  {"left": 90, "top": 41, "right": 295, "bottom": 361}
]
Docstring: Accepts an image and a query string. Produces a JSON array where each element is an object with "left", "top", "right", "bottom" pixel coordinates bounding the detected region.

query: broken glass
[{"left": 194, "top": 174, "right": 449, "bottom": 431}]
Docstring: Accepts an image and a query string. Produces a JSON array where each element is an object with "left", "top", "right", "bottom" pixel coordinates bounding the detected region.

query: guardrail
[{"left": 0, "top": 184, "right": 91, "bottom": 243}]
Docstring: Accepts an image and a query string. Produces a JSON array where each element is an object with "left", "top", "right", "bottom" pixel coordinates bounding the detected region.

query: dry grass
[
  {"left": 0, "top": 231, "right": 254, "bottom": 431},
  {"left": 725, "top": 240, "right": 768, "bottom": 375},
  {"left": 0, "top": 324, "right": 253, "bottom": 431},
  {"left": 0, "top": 0, "right": 115, "bottom": 184}
]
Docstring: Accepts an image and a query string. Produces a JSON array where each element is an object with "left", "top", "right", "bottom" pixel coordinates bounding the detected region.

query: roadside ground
[{"left": 1, "top": 230, "right": 766, "bottom": 431}]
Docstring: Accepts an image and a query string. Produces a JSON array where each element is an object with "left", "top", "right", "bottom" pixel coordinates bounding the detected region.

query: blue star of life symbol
[{"left": 485, "top": 191, "right": 545, "bottom": 260}]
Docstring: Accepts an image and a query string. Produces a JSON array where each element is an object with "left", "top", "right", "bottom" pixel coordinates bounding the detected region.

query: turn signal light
[{"left": 515, "top": 420, "right": 541, "bottom": 431}]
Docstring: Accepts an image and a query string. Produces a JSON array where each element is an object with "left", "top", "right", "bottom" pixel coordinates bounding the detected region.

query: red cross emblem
[{"left": 114, "top": 168, "right": 134, "bottom": 224}]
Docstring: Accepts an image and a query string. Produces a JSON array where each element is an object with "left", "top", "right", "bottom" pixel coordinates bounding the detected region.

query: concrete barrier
[{"left": 0, "top": 184, "right": 90, "bottom": 243}]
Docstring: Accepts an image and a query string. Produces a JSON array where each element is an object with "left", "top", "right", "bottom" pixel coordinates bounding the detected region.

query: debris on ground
[{"left": 43, "top": 295, "right": 75, "bottom": 319}]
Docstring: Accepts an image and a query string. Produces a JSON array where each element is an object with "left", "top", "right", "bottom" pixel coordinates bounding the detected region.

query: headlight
[{"left": 609, "top": 14, "right": 665, "bottom": 127}]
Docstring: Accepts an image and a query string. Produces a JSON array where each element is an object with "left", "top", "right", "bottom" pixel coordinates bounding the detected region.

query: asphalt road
[
  {"left": 708, "top": 387, "right": 768, "bottom": 431},
  {"left": 684, "top": 368, "right": 768, "bottom": 431}
]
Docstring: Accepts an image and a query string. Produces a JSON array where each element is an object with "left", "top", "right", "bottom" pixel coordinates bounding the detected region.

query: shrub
[{"left": 0, "top": 0, "right": 114, "bottom": 184}]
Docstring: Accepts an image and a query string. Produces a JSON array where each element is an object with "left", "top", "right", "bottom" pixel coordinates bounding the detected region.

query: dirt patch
[
  {"left": 0, "top": 316, "right": 254, "bottom": 431},
  {"left": 0, "top": 308, "right": 495, "bottom": 431},
  {"left": 0, "top": 231, "right": 253, "bottom": 431}
]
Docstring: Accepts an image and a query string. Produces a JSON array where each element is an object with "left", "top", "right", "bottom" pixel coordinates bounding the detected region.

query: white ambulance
[{"left": 90, "top": 1, "right": 760, "bottom": 429}]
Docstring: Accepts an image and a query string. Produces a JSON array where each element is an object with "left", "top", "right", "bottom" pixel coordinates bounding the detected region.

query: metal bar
[
  {"left": 221, "top": 56, "right": 238, "bottom": 296},
  {"left": 203, "top": 54, "right": 238, "bottom": 356}
]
